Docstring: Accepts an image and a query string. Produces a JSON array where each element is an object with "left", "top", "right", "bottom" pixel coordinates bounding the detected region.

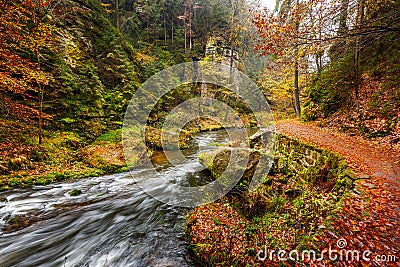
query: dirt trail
[
  {"left": 276, "top": 119, "right": 400, "bottom": 184},
  {"left": 276, "top": 119, "right": 400, "bottom": 266}
]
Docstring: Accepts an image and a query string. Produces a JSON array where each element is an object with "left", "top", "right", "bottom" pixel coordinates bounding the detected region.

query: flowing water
[{"left": 0, "top": 130, "right": 232, "bottom": 267}]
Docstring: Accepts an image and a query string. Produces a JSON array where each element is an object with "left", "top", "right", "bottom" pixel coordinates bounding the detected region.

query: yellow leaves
[
  {"left": 134, "top": 52, "right": 156, "bottom": 65},
  {"left": 259, "top": 63, "right": 306, "bottom": 102},
  {"left": 28, "top": 69, "right": 49, "bottom": 86},
  {"left": 65, "top": 42, "right": 85, "bottom": 68},
  {"left": 100, "top": 2, "right": 113, "bottom": 13}
]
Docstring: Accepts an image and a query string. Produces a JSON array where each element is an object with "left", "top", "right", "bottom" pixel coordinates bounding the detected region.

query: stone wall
[
  {"left": 198, "top": 132, "right": 354, "bottom": 191},
  {"left": 272, "top": 134, "right": 354, "bottom": 190}
]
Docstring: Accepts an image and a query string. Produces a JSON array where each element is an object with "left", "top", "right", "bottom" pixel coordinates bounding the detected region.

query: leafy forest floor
[
  {"left": 187, "top": 118, "right": 399, "bottom": 266},
  {"left": 276, "top": 119, "right": 400, "bottom": 266}
]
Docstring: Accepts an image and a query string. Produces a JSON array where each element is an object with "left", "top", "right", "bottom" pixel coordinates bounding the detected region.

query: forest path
[
  {"left": 276, "top": 119, "right": 400, "bottom": 266},
  {"left": 276, "top": 119, "right": 400, "bottom": 184}
]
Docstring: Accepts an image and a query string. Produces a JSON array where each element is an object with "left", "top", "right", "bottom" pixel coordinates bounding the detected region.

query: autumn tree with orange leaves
[
  {"left": 254, "top": 0, "right": 400, "bottom": 119},
  {"left": 253, "top": 0, "right": 307, "bottom": 117},
  {"left": 254, "top": 0, "right": 354, "bottom": 116},
  {"left": 0, "top": 0, "right": 56, "bottom": 144}
]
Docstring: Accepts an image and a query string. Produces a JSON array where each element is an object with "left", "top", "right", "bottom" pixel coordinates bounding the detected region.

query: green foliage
[
  {"left": 60, "top": 118, "right": 76, "bottom": 124},
  {"left": 42, "top": 0, "right": 142, "bottom": 140},
  {"left": 301, "top": 101, "right": 322, "bottom": 121},
  {"left": 95, "top": 129, "right": 121, "bottom": 143},
  {"left": 305, "top": 53, "right": 354, "bottom": 117},
  {"left": 2, "top": 0, "right": 259, "bottom": 142}
]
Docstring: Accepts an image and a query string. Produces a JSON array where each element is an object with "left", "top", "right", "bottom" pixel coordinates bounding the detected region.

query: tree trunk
[
  {"left": 171, "top": 22, "right": 174, "bottom": 45},
  {"left": 38, "top": 88, "right": 43, "bottom": 145},
  {"left": 116, "top": 0, "right": 119, "bottom": 30},
  {"left": 189, "top": 13, "right": 192, "bottom": 51},
  {"left": 293, "top": 0, "right": 301, "bottom": 118},
  {"left": 354, "top": 44, "right": 360, "bottom": 98},
  {"left": 229, "top": 0, "right": 237, "bottom": 82},
  {"left": 184, "top": 29, "right": 188, "bottom": 55},
  {"left": 338, "top": 0, "right": 349, "bottom": 35},
  {"left": 354, "top": 0, "right": 365, "bottom": 99},
  {"left": 315, "top": 53, "right": 321, "bottom": 72},
  {"left": 294, "top": 59, "right": 301, "bottom": 118},
  {"left": 37, "top": 53, "right": 43, "bottom": 145},
  {"left": 163, "top": 5, "right": 167, "bottom": 45}
]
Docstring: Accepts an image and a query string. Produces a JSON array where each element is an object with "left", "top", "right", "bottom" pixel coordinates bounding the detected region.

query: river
[{"left": 0, "top": 130, "right": 232, "bottom": 267}]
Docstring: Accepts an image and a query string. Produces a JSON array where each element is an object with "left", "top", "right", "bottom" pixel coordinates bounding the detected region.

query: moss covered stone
[
  {"left": 69, "top": 188, "right": 82, "bottom": 196},
  {"left": 187, "top": 133, "right": 356, "bottom": 266}
]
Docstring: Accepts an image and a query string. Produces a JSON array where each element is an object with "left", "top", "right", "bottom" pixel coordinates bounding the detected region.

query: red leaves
[
  {"left": 187, "top": 202, "right": 266, "bottom": 266},
  {"left": 276, "top": 119, "right": 400, "bottom": 266},
  {"left": 0, "top": 0, "right": 56, "bottom": 121},
  {"left": 253, "top": 1, "right": 309, "bottom": 57},
  {"left": 319, "top": 184, "right": 400, "bottom": 265}
]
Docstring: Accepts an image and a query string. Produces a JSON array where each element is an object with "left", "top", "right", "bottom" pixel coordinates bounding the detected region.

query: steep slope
[{"left": 46, "top": 0, "right": 142, "bottom": 139}]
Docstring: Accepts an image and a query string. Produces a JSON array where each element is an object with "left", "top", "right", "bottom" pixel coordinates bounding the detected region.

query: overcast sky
[{"left": 259, "top": 0, "right": 276, "bottom": 11}]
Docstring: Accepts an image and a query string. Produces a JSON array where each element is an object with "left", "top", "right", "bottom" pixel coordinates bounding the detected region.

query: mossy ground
[
  {"left": 0, "top": 119, "right": 129, "bottom": 190},
  {"left": 186, "top": 187, "right": 349, "bottom": 266},
  {"left": 186, "top": 134, "right": 355, "bottom": 266},
  {"left": 0, "top": 117, "right": 226, "bottom": 190}
]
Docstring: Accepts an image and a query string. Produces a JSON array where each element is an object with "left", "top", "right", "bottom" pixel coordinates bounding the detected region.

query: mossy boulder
[
  {"left": 69, "top": 188, "right": 82, "bottom": 196},
  {"left": 198, "top": 149, "right": 230, "bottom": 178},
  {"left": 198, "top": 148, "right": 261, "bottom": 193},
  {"left": 273, "top": 134, "right": 354, "bottom": 191},
  {"left": 145, "top": 126, "right": 192, "bottom": 150}
]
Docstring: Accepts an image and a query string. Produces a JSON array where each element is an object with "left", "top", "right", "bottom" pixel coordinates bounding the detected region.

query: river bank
[
  {"left": 185, "top": 132, "right": 357, "bottom": 266},
  {"left": 185, "top": 121, "right": 400, "bottom": 266},
  {"left": 2, "top": 119, "right": 397, "bottom": 266},
  {"left": 0, "top": 117, "right": 231, "bottom": 190},
  {"left": 0, "top": 129, "right": 244, "bottom": 266}
]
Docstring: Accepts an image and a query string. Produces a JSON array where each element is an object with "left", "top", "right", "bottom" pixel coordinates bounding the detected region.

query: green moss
[
  {"left": 33, "top": 175, "right": 55, "bottom": 186},
  {"left": 95, "top": 129, "right": 122, "bottom": 144},
  {"left": 59, "top": 118, "right": 76, "bottom": 124},
  {"left": 7, "top": 178, "right": 21, "bottom": 187},
  {"left": 69, "top": 188, "right": 82, "bottom": 196},
  {"left": 187, "top": 133, "right": 356, "bottom": 266}
]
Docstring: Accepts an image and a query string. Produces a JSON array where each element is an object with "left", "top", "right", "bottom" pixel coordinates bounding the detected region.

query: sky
[{"left": 259, "top": 0, "right": 276, "bottom": 11}]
